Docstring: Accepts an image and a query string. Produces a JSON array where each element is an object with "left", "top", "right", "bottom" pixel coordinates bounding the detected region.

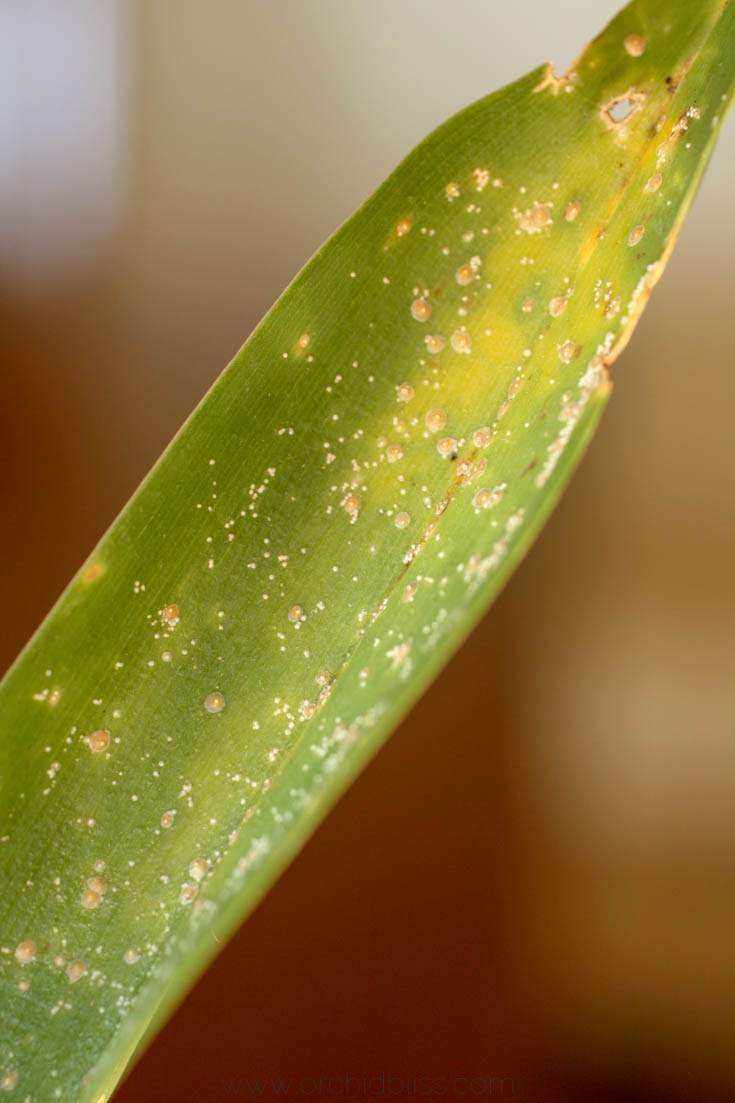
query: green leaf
[{"left": 1, "top": 0, "right": 733, "bottom": 1098}]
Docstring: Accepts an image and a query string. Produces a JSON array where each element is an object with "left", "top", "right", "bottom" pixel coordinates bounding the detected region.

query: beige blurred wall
[{"left": 2, "top": 3, "right": 735, "bottom": 1100}]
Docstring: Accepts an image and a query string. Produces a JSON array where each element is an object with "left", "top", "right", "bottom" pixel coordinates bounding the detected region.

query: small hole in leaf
[{"left": 607, "top": 96, "right": 636, "bottom": 122}]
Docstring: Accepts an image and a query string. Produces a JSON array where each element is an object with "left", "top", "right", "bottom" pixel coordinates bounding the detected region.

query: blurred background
[{"left": 2, "top": 2, "right": 734, "bottom": 1100}]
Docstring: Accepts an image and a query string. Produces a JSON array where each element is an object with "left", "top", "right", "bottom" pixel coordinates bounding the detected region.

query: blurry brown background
[{"left": 2, "top": 2, "right": 734, "bottom": 1100}]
